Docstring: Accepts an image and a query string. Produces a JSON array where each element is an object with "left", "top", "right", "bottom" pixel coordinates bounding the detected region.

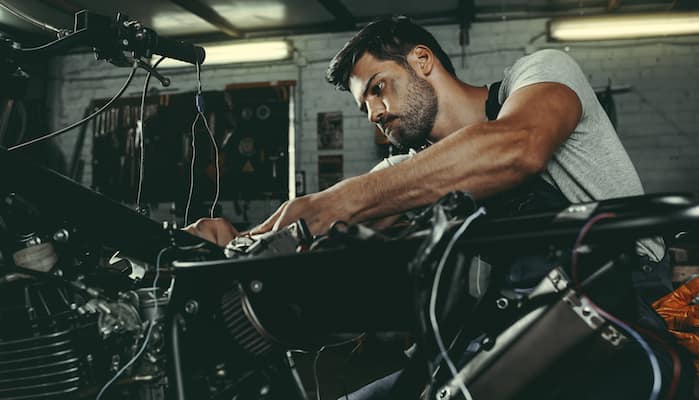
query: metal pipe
[{"left": 171, "top": 314, "right": 186, "bottom": 400}]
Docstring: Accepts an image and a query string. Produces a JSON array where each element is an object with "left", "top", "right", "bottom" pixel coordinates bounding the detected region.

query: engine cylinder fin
[
  {"left": 0, "top": 330, "right": 71, "bottom": 349},
  {"left": 0, "top": 339, "right": 72, "bottom": 359},
  {"left": 0, "top": 329, "right": 83, "bottom": 400},
  {"left": 0, "top": 367, "right": 79, "bottom": 385},
  {"left": 0, "top": 386, "right": 79, "bottom": 400},
  {"left": 221, "top": 285, "right": 274, "bottom": 357}
]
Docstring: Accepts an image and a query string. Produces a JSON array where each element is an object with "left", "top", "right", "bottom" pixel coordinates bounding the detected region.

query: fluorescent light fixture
[
  {"left": 548, "top": 12, "right": 699, "bottom": 41},
  {"left": 159, "top": 40, "right": 292, "bottom": 68}
]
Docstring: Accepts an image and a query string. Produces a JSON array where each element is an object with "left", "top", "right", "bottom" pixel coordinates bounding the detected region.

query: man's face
[{"left": 349, "top": 52, "right": 438, "bottom": 149}]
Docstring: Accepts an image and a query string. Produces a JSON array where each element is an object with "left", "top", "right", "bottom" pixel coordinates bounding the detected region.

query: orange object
[{"left": 653, "top": 277, "right": 699, "bottom": 376}]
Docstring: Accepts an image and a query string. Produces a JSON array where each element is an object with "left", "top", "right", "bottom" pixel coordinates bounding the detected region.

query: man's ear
[{"left": 408, "top": 45, "right": 434, "bottom": 76}]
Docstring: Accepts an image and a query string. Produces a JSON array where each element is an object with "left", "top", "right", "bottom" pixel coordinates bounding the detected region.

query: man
[
  {"left": 187, "top": 16, "right": 691, "bottom": 399},
  {"left": 188, "top": 16, "right": 649, "bottom": 250}
]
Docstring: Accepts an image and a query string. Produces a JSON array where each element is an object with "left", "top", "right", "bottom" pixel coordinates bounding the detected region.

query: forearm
[
  {"left": 260, "top": 83, "right": 577, "bottom": 235},
  {"left": 343, "top": 120, "right": 541, "bottom": 224}
]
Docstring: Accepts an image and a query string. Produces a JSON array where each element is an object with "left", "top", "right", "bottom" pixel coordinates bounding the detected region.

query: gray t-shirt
[
  {"left": 498, "top": 49, "right": 663, "bottom": 260},
  {"left": 499, "top": 49, "right": 643, "bottom": 202}
]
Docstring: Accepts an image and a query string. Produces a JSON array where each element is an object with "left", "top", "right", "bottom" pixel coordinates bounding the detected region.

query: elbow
[{"left": 516, "top": 151, "right": 548, "bottom": 176}]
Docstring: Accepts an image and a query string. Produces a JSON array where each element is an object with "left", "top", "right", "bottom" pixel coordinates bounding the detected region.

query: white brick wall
[{"left": 47, "top": 18, "right": 699, "bottom": 225}]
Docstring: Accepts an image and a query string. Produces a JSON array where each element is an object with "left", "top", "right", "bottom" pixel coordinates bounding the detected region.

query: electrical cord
[
  {"left": 184, "top": 113, "right": 199, "bottom": 226},
  {"left": 635, "top": 325, "right": 681, "bottom": 400},
  {"left": 429, "top": 206, "right": 486, "bottom": 400},
  {"left": 590, "top": 303, "right": 662, "bottom": 400},
  {"left": 200, "top": 111, "right": 220, "bottom": 218},
  {"left": 312, "top": 349, "right": 323, "bottom": 400},
  {"left": 9, "top": 60, "right": 139, "bottom": 151},
  {"left": 571, "top": 212, "right": 617, "bottom": 289},
  {"left": 95, "top": 246, "right": 168, "bottom": 400},
  {"left": 289, "top": 333, "right": 365, "bottom": 400},
  {"left": 195, "top": 61, "right": 203, "bottom": 93},
  {"left": 341, "top": 339, "right": 364, "bottom": 400},
  {"left": 0, "top": 2, "right": 63, "bottom": 34},
  {"left": 190, "top": 63, "right": 221, "bottom": 218},
  {"left": 570, "top": 212, "right": 662, "bottom": 400},
  {"left": 312, "top": 334, "right": 366, "bottom": 400},
  {"left": 136, "top": 56, "right": 166, "bottom": 210}
]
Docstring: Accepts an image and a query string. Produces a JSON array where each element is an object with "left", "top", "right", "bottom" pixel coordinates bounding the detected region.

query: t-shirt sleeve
[{"left": 499, "top": 49, "right": 593, "bottom": 119}]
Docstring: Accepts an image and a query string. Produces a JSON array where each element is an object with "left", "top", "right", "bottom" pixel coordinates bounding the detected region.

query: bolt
[
  {"left": 481, "top": 336, "right": 495, "bottom": 350},
  {"left": 582, "top": 306, "right": 591, "bottom": 316},
  {"left": 250, "top": 280, "right": 263, "bottom": 293},
  {"left": 122, "top": 39, "right": 129, "bottom": 46},
  {"left": 437, "top": 388, "right": 450, "bottom": 399},
  {"left": 496, "top": 297, "right": 509, "bottom": 309},
  {"left": 184, "top": 300, "right": 199, "bottom": 315},
  {"left": 642, "top": 264, "right": 652, "bottom": 273},
  {"left": 259, "top": 385, "right": 269, "bottom": 395},
  {"left": 551, "top": 271, "right": 559, "bottom": 281},
  {"left": 53, "top": 229, "right": 70, "bottom": 242}
]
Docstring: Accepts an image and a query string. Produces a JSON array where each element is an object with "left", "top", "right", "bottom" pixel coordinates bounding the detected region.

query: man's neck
[{"left": 430, "top": 82, "right": 489, "bottom": 142}]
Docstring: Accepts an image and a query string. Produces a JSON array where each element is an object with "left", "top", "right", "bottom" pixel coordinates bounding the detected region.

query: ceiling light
[
  {"left": 548, "top": 12, "right": 699, "bottom": 41},
  {"left": 159, "top": 40, "right": 292, "bottom": 68}
]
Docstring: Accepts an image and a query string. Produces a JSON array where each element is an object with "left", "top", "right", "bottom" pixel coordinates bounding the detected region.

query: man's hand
[
  {"left": 249, "top": 189, "right": 355, "bottom": 236},
  {"left": 183, "top": 217, "right": 239, "bottom": 247}
]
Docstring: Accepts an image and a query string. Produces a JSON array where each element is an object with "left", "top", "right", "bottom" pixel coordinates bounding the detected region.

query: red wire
[{"left": 571, "top": 212, "right": 617, "bottom": 288}]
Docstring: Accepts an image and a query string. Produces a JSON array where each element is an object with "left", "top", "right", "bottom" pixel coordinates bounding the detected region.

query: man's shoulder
[
  {"left": 511, "top": 48, "right": 580, "bottom": 72},
  {"left": 501, "top": 48, "right": 589, "bottom": 103}
]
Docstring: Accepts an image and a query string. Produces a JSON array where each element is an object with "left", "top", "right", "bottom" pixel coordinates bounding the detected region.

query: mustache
[{"left": 378, "top": 114, "right": 399, "bottom": 133}]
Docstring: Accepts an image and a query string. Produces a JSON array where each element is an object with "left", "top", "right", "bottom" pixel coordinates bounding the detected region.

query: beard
[{"left": 386, "top": 69, "right": 438, "bottom": 150}]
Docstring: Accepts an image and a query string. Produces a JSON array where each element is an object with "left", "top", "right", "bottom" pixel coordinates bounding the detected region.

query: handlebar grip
[{"left": 154, "top": 36, "right": 205, "bottom": 65}]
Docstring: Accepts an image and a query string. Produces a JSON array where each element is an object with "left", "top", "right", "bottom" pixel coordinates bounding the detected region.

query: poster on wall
[
  {"left": 317, "top": 111, "right": 343, "bottom": 150},
  {"left": 318, "top": 155, "right": 343, "bottom": 191}
]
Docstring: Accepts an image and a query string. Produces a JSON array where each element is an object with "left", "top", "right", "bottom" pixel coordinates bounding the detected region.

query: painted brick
[{"left": 46, "top": 18, "right": 699, "bottom": 226}]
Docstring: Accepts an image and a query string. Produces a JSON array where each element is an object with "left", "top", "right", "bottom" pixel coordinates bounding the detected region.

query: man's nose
[{"left": 367, "top": 101, "right": 385, "bottom": 125}]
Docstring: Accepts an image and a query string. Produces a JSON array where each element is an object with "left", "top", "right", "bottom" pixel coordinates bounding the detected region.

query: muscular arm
[{"left": 255, "top": 82, "right": 582, "bottom": 235}]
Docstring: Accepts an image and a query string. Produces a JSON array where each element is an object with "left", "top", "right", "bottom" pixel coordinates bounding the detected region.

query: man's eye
[{"left": 373, "top": 81, "right": 385, "bottom": 94}]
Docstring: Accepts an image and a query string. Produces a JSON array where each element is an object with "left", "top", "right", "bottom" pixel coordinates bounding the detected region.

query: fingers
[
  {"left": 249, "top": 201, "right": 288, "bottom": 235},
  {"left": 271, "top": 197, "right": 313, "bottom": 233},
  {"left": 183, "top": 218, "right": 239, "bottom": 247},
  {"left": 272, "top": 206, "right": 292, "bottom": 232}
]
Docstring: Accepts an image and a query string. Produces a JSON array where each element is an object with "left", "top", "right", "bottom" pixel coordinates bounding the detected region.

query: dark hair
[{"left": 326, "top": 16, "right": 456, "bottom": 91}]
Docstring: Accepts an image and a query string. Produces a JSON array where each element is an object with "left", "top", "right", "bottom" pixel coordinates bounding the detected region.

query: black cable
[
  {"left": 171, "top": 314, "right": 186, "bottom": 400},
  {"left": 341, "top": 339, "right": 364, "bottom": 400},
  {"left": 9, "top": 60, "right": 139, "bottom": 151}
]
